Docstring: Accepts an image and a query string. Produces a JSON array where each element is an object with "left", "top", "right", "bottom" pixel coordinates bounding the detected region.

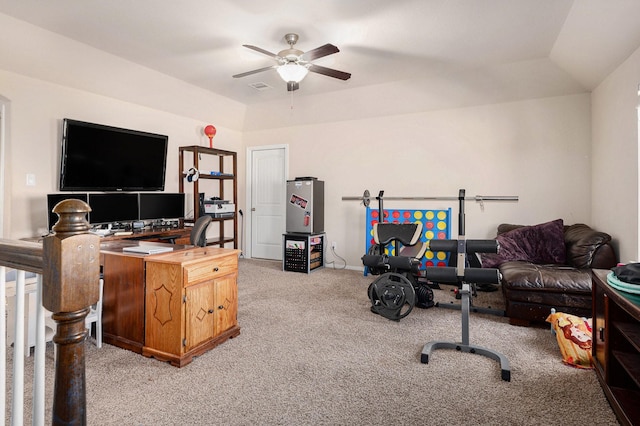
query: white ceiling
[{"left": 1, "top": 0, "right": 640, "bottom": 108}]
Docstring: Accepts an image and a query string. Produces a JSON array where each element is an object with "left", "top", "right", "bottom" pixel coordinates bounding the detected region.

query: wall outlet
[{"left": 331, "top": 241, "right": 337, "bottom": 249}]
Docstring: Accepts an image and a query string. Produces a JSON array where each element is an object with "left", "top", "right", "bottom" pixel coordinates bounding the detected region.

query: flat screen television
[
  {"left": 59, "top": 119, "right": 168, "bottom": 191},
  {"left": 139, "top": 193, "right": 185, "bottom": 220},
  {"left": 88, "top": 193, "right": 139, "bottom": 225}
]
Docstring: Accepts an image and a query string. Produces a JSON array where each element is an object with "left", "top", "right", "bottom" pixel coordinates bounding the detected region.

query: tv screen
[
  {"left": 88, "top": 193, "right": 139, "bottom": 224},
  {"left": 60, "top": 119, "right": 168, "bottom": 191},
  {"left": 139, "top": 193, "right": 185, "bottom": 220},
  {"left": 47, "top": 193, "right": 89, "bottom": 230}
]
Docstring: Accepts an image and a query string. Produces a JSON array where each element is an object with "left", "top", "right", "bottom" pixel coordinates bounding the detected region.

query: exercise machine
[
  {"left": 421, "top": 189, "right": 511, "bottom": 381},
  {"left": 362, "top": 220, "right": 434, "bottom": 320}
]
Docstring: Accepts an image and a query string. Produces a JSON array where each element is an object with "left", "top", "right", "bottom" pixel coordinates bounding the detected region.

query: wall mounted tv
[{"left": 59, "top": 119, "right": 168, "bottom": 191}]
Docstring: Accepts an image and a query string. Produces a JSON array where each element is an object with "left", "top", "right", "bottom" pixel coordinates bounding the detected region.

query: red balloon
[{"left": 204, "top": 125, "right": 217, "bottom": 137}]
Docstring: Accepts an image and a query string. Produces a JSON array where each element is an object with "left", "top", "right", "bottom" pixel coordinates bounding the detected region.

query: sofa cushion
[
  {"left": 482, "top": 219, "right": 566, "bottom": 268},
  {"left": 499, "top": 261, "right": 592, "bottom": 293}
]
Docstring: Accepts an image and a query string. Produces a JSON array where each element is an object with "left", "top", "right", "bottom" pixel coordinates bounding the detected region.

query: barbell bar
[{"left": 342, "top": 189, "right": 518, "bottom": 207}]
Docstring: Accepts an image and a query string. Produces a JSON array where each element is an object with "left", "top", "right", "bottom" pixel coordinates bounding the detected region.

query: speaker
[{"left": 199, "top": 193, "right": 206, "bottom": 216}]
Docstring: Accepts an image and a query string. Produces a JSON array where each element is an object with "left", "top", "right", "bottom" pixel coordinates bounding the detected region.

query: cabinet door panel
[
  {"left": 186, "top": 280, "right": 215, "bottom": 351},
  {"left": 145, "top": 263, "right": 183, "bottom": 355},
  {"left": 214, "top": 273, "right": 238, "bottom": 335}
]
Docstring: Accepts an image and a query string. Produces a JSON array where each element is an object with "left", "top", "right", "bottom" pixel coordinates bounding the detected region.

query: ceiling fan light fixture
[{"left": 276, "top": 63, "right": 309, "bottom": 83}]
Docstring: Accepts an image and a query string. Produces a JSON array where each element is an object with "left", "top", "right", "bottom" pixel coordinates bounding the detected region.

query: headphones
[{"left": 186, "top": 167, "right": 200, "bottom": 182}]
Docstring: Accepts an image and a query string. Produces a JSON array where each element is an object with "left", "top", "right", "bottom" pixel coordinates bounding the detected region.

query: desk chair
[
  {"left": 84, "top": 275, "right": 104, "bottom": 348},
  {"left": 191, "top": 215, "right": 212, "bottom": 247}
]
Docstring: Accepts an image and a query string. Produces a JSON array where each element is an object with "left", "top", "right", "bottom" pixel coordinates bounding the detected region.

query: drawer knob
[
  {"left": 213, "top": 267, "right": 219, "bottom": 272},
  {"left": 208, "top": 309, "right": 214, "bottom": 314},
  {"left": 218, "top": 305, "right": 224, "bottom": 310}
]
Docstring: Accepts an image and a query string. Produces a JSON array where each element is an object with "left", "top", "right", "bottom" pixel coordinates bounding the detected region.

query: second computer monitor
[
  {"left": 88, "top": 193, "right": 139, "bottom": 225},
  {"left": 138, "top": 193, "right": 185, "bottom": 220}
]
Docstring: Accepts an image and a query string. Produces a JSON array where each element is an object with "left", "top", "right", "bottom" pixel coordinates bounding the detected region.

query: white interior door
[{"left": 249, "top": 146, "right": 287, "bottom": 260}]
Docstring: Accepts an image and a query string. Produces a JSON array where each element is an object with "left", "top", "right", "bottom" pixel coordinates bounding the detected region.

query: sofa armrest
[
  {"left": 590, "top": 244, "right": 617, "bottom": 269},
  {"left": 564, "top": 224, "right": 616, "bottom": 269}
]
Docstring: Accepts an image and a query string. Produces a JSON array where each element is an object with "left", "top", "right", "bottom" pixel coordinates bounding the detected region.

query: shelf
[
  {"left": 179, "top": 146, "right": 237, "bottom": 249},
  {"left": 205, "top": 236, "right": 236, "bottom": 246},
  {"left": 283, "top": 233, "right": 325, "bottom": 273},
  {"left": 616, "top": 323, "right": 640, "bottom": 353},
  {"left": 612, "top": 350, "right": 640, "bottom": 389},
  {"left": 610, "top": 387, "right": 640, "bottom": 426},
  {"left": 198, "top": 174, "right": 235, "bottom": 180}
]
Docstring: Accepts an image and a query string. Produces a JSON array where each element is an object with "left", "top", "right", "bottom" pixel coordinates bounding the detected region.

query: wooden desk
[
  {"left": 24, "top": 226, "right": 192, "bottom": 245},
  {"left": 100, "top": 241, "right": 240, "bottom": 367},
  {"left": 100, "top": 226, "right": 191, "bottom": 244},
  {"left": 100, "top": 241, "right": 193, "bottom": 353}
]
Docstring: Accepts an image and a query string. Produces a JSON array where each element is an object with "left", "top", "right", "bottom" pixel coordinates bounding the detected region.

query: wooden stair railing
[{"left": 1, "top": 199, "right": 99, "bottom": 425}]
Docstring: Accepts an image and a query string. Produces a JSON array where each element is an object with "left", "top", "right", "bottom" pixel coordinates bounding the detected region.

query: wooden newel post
[{"left": 43, "top": 199, "right": 99, "bottom": 425}]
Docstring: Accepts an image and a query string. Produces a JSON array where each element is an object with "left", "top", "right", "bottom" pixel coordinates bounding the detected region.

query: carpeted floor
[{"left": 10, "top": 258, "right": 619, "bottom": 425}]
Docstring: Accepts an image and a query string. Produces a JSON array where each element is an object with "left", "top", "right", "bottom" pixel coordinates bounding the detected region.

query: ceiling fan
[{"left": 233, "top": 33, "right": 351, "bottom": 91}]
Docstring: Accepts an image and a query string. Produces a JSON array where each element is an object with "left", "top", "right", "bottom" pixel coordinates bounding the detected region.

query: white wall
[
  {"left": 0, "top": 13, "right": 248, "bottom": 239},
  {"left": 245, "top": 93, "right": 593, "bottom": 268},
  {"left": 0, "top": 70, "right": 244, "bottom": 239},
  {"left": 591, "top": 45, "right": 640, "bottom": 263},
  {"left": 0, "top": 11, "right": 609, "bottom": 266}
]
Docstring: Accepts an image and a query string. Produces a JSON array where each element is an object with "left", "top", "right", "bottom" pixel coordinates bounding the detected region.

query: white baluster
[
  {"left": 0, "top": 266, "right": 6, "bottom": 425},
  {"left": 32, "top": 274, "right": 45, "bottom": 426},
  {"left": 12, "top": 270, "right": 25, "bottom": 426}
]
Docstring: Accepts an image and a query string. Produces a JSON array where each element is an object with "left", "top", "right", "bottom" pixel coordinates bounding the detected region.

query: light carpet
[{"left": 10, "top": 258, "right": 618, "bottom": 425}]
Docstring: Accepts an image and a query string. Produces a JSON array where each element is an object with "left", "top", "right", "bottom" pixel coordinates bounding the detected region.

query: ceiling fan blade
[
  {"left": 299, "top": 44, "right": 339, "bottom": 62},
  {"left": 232, "top": 65, "right": 276, "bottom": 78},
  {"left": 243, "top": 44, "right": 280, "bottom": 59},
  {"left": 307, "top": 64, "right": 351, "bottom": 81}
]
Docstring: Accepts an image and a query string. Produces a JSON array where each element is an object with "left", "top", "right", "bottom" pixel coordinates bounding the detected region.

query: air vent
[{"left": 248, "top": 82, "right": 272, "bottom": 91}]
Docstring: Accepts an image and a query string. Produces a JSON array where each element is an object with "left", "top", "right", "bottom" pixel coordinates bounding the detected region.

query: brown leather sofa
[{"left": 492, "top": 223, "right": 617, "bottom": 326}]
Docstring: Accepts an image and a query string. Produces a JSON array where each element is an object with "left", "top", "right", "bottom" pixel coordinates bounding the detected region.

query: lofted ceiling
[{"left": 1, "top": 0, "right": 640, "bottom": 109}]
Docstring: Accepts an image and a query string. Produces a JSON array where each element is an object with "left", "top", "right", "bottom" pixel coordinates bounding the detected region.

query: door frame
[
  {"left": 0, "top": 97, "right": 9, "bottom": 238},
  {"left": 244, "top": 144, "right": 289, "bottom": 259}
]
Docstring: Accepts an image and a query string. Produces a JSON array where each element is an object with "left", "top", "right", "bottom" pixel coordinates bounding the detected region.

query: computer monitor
[
  {"left": 47, "top": 193, "right": 89, "bottom": 230},
  {"left": 88, "top": 193, "right": 139, "bottom": 225},
  {"left": 138, "top": 193, "right": 185, "bottom": 220}
]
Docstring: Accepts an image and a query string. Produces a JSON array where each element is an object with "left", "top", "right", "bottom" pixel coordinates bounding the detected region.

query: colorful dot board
[{"left": 365, "top": 207, "right": 452, "bottom": 276}]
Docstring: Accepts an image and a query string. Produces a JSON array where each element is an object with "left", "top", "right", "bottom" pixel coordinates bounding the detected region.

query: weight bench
[{"left": 362, "top": 222, "right": 434, "bottom": 320}]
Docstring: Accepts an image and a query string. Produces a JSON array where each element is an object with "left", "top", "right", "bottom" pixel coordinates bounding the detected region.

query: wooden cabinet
[
  {"left": 592, "top": 269, "right": 640, "bottom": 426},
  {"left": 178, "top": 145, "right": 237, "bottom": 248},
  {"left": 143, "top": 247, "right": 240, "bottom": 367}
]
